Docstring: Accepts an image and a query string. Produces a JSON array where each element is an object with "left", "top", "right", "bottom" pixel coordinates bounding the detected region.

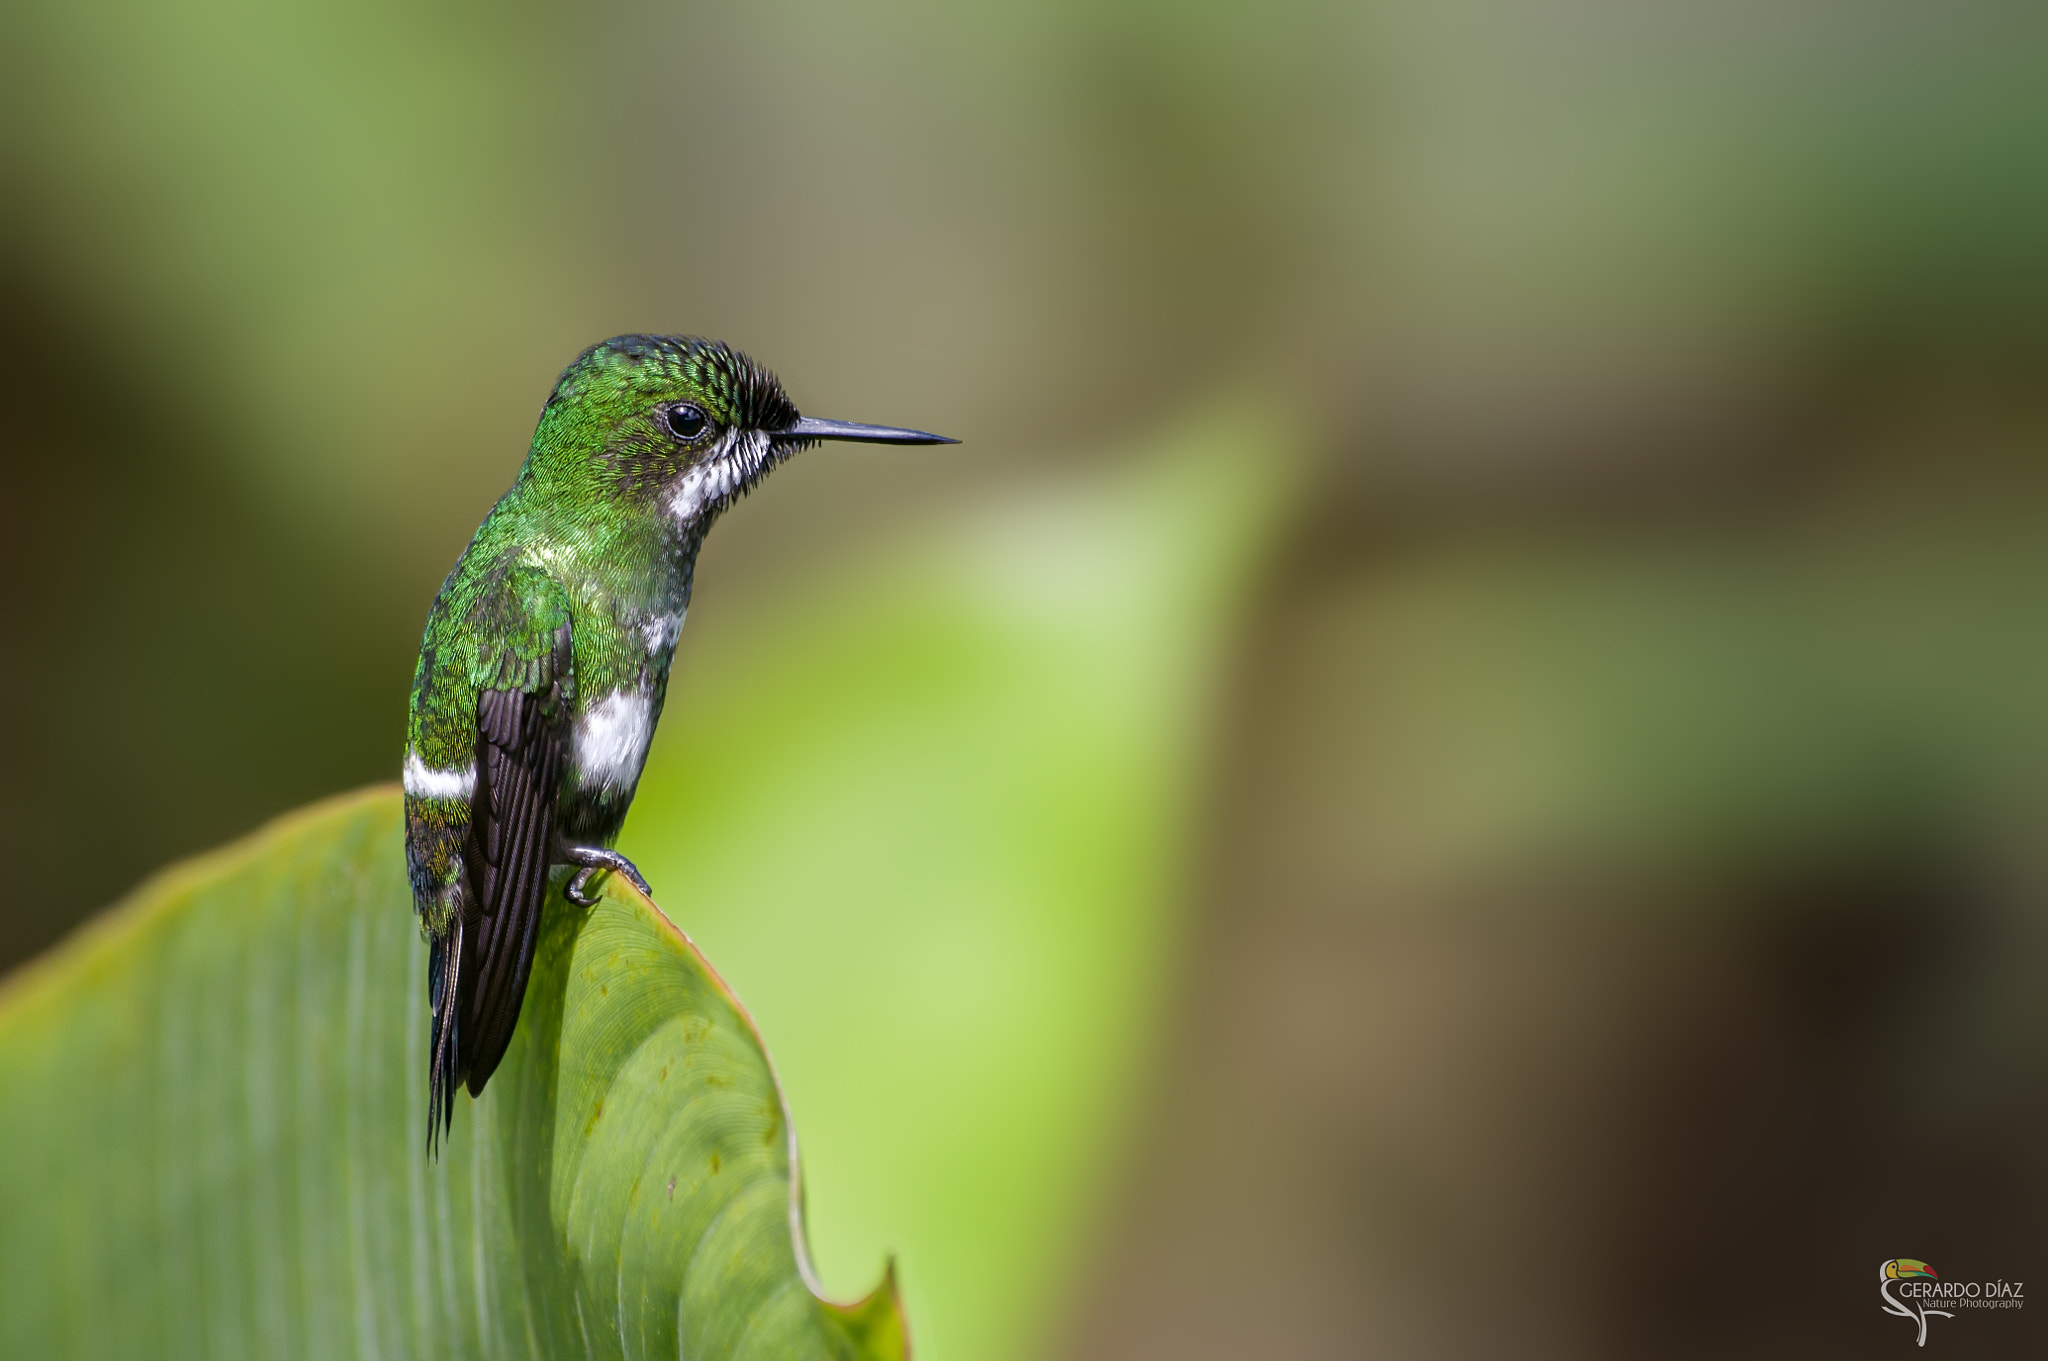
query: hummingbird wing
[
  {"left": 458, "top": 668, "right": 569, "bottom": 1094},
  {"left": 414, "top": 558, "right": 575, "bottom": 1145}
]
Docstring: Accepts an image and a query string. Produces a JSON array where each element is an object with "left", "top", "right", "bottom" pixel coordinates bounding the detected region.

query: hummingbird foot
[{"left": 562, "top": 846, "right": 653, "bottom": 906}]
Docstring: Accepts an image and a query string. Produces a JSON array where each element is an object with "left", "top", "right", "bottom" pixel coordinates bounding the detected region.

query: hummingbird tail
[{"left": 426, "top": 920, "right": 463, "bottom": 1157}]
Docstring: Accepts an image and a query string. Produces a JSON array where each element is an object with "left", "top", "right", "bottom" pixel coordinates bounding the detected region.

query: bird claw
[{"left": 561, "top": 846, "right": 653, "bottom": 905}]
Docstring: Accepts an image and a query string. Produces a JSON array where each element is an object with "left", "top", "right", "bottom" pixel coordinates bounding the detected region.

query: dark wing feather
[{"left": 456, "top": 680, "right": 567, "bottom": 1095}]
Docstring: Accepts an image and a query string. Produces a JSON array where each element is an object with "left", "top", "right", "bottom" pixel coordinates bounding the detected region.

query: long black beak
[{"left": 776, "top": 416, "right": 958, "bottom": 446}]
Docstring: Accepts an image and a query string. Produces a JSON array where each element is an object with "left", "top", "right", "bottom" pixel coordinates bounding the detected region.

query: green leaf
[
  {"left": 0, "top": 789, "right": 904, "bottom": 1361},
  {"left": 618, "top": 414, "right": 1295, "bottom": 1359}
]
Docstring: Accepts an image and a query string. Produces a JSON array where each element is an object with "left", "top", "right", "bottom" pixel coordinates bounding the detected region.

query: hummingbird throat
[{"left": 664, "top": 428, "right": 777, "bottom": 526}]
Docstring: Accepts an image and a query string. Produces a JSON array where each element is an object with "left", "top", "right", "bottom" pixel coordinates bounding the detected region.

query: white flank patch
[
  {"left": 640, "top": 610, "right": 685, "bottom": 653},
  {"left": 575, "top": 690, "right": 654, "bottom": 793},
  {"left": 666, "top": 429, "right": 771, "bottom": 525},
  {"left": 403, "top": 751, "right": 475, "bottom": 800}
]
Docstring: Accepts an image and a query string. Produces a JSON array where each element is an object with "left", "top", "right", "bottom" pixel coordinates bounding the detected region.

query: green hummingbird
[{"left": 404, "top": 334, "right": 954, "bottom": 1149}]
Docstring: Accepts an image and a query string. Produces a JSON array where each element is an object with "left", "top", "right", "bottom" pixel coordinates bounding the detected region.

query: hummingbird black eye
[{"left": 664, "top": 404, "right": 709, "bottom": 441}]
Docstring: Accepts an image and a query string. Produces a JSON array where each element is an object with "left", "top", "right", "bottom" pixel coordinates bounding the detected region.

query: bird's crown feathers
[{"left": 544, "top": 334, "right": 796, "bottom": 431}]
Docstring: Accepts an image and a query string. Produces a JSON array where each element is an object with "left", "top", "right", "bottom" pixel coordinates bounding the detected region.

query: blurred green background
[{"left": 4, "top": 0, "right": 2048, "bottom": 1356}]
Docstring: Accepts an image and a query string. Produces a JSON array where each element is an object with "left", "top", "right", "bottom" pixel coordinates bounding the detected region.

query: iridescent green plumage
[{"left": 404, "top": 335, "right": 953, "bottom": 1149}]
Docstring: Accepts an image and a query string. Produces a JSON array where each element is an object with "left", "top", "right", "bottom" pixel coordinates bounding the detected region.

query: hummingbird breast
[
  {"left": 556, "top": 589, "right": 687, "bottom": 843},
  {"left": 572, "top": 689, "right": 655, "bottom": 798}
]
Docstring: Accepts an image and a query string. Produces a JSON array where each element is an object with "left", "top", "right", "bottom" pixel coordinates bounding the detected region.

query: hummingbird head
[{"left": 529, "top": 334, "right": 955, "bottom": 532}]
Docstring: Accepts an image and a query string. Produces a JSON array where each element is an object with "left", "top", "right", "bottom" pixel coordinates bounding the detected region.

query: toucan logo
[
  {"left": 1878, "top": 1258, "right": 2026, "bottom": 1343},
  {"left": 1880, "top": 1260, "right": 1951, "bottom": 1347}
]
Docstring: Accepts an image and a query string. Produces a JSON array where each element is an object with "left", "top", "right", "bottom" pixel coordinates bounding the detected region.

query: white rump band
[{"left": 403, "top": 752, "right": 476, "bottom": 800}]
